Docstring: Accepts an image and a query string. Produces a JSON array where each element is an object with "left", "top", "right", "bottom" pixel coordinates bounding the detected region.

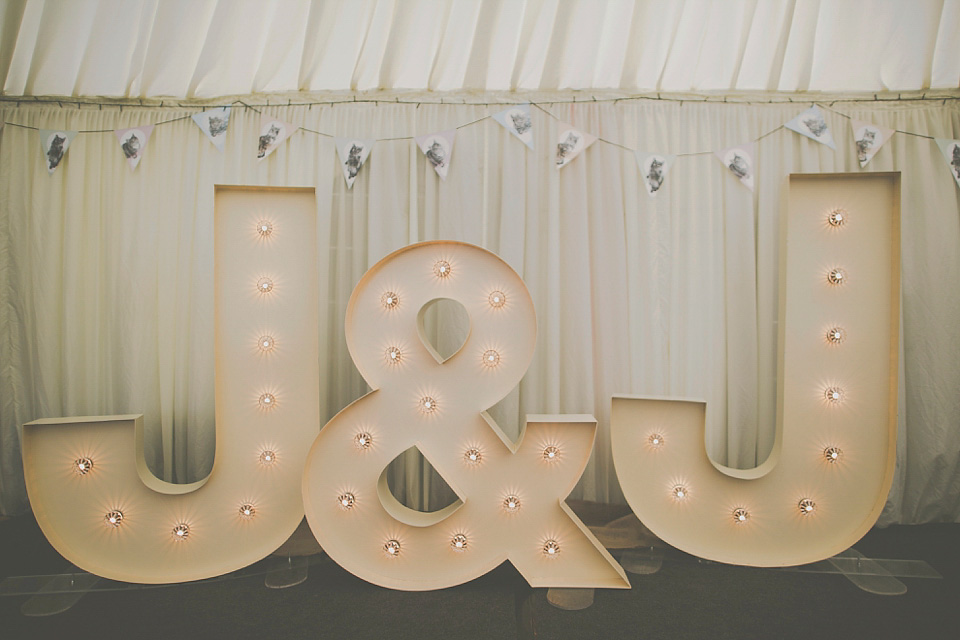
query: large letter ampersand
[{"left": 303, "top": 241, "right": 629, "bottom": 590}]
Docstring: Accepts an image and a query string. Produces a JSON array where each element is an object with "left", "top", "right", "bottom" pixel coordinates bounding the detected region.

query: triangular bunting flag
[
  {"left": 635, "top": 151, "right": 676, "bottom": 197},
  {"left": 256, "top": 114, "right": 298, "bottom": 162},
  {"left": 851, "top": 120, "right": 894, "bottom": 167},
  {"left": 114, "top": 125, "right": 155, "bottom": 171},
  {"left": 192, "top": 107, "right": 231, "bottom": 152},
  {"left": 716, "top": 143, "right": 756, "bottom": 191},
  {"left": 39, "top": 129, "right": 78, "bottom": 175},
  {"left": 936, "top": 138, "right": 960, "bottom": 190},
  {"left": 555, "top": 123, "right": 595, "bottom": 169},
  {"left": 335, "top": 138, "right": 374, "bottom": 188},
  {"left": 785, "top": 105, "right": 836, "bottom": 149},
  {"left": 415, "top": 130, "right": 456, "bottom": 180},
  {"left": 492, "top": 104, "right": 534, "bottom": 150}
]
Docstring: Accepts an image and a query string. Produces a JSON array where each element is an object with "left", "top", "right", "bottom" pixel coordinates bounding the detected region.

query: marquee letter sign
[
  {"left": 612, "top": 173, "right": 900, "bottom": 566},
  {"left": 21, "top": 186, "right": 320, "bottom": 583},
  {"left": 302, "top": 242, "right": 630, "bottom": 590}
]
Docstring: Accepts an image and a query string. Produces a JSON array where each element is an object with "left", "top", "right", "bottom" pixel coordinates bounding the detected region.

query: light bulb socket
[{"left": 488, "top": 290, "right": 506, "bottom": 308}]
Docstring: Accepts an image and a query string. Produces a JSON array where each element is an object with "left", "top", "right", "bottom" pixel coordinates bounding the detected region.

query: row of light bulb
[
  {"left": 647, "top": 433, "right": 843, "bottom": 464},
  {"left": 665, "top": 483, "right": 818, "bottom": 518},
  {"left": 382, "top": 288, "right": 508, "bottom": 312},
  {"left": 377, "top": 535, "right": 561, "bottom": 559},
  {"left": 383, "top": 347, "right": 502, "bottom": 369},
  {"left": 255, "top": 222, "right": 280, "bottom": 417},
  {"left": 336, "top": 490, "right": 548, "bottom": 515},
  {"left": 352, "top": 431, "right": 561, "bottom": 465},
  {"left": 75, "top": 450, "right": 281, "bottom": 474},
  {"left": 100, "top": 504, "right": 255, "bottom": 536}
]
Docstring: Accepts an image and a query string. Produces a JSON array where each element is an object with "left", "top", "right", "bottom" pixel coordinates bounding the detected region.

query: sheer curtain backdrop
[{"left": 1, "top": 93, "right": 958, "bottom": 526}]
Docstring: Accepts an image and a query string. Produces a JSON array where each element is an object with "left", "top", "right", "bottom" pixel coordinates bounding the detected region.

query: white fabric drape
[
  {"left": 1, "top": 94, "right": 959, "bottom": 526},
  {"left": 2, "top": 0, "right": 959, "bottom": 97}
]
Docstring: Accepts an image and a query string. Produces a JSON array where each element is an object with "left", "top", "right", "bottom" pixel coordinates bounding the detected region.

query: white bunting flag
[
  {"left": 335, "top": 138, "right": 374, "bottom": 188},
  {"left": 635, "top": 151, "right": 676, "bottom": 197},
  {"left": 39, "top": 129, "right": 78, "bottom": 175},
  {"left": 415, "top": 130, "right": 456, "bottom": 180},
  {"left": 785, "top": 105, "right": 836, "bottom": 149},
  {"left": 716, "top": 143, "right": 756, "bottom": 191},
  {"left": 192, "top": 107, "right": 231, "bottom": 152},
  {"left": 256, "top": 114, "right": 298, "bottom": 162},
  {"left": 492, "top": 104, "right": 534, "bottom": 150},
  {"left": 851, "top": 120, "right": 894, "bottom": 167},
  {"left": 114, "top": 125, "right": 155, "bottom": 171},
  {"left": 555, "top": 122, "right": 595, "bottom": 169},
  {"left": 936, "top": 138, "right": 960, "bottom": 190}
]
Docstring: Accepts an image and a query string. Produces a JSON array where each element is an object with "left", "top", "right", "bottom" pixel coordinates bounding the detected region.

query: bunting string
[{"left": 2, "top": 94, "right": 958, "bottom": 189}]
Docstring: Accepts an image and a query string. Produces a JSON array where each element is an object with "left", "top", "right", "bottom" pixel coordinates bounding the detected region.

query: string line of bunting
[{"left": 5, "top": 101, "right": 960, "bottom": 192}]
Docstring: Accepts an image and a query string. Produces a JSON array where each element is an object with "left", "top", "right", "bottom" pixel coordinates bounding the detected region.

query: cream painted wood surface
[
  {"left": 21, "top": 186, "right": 320, "bottom": 583},
  {"left": 612, "top": 173, "right": 900, "bottom": 566},
  {"left": 302, "top": 241, "right": 629, "bottom": 590}
]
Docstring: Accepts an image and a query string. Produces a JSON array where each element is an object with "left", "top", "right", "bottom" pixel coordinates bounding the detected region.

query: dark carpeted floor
[{"left": 1, "top": 513, "right": 958, "bottom": 640}]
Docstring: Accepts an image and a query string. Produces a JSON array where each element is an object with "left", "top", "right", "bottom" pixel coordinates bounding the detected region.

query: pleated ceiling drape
[
  {"left": 2, "top": 0, "right": 958, "bottom": 97},
  {"left": 1, "top": 93, "right": 958, "bottom": 526}
]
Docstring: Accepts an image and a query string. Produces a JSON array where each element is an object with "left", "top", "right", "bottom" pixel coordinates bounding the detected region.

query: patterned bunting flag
[
  {"left": 256, "top": 114, "right": 298, "bottom": 162},
  {"left": 39, "top": 129, "right": 78, "bottom": 175},
  {"left": 716, "top": 143, "right": 756, "bottom": 191},
  {"left": 850, "top": 120, "right": 894, "bottom": 167},
  {"left": 936, "top": 138, "right": 960, "bottom": 190},
  {"left": 192, "top": 106, "right": 231, "bottom": 152},
  {"left": 335, "top": 138, "right": 374, "bottom": 188},
  {"left": 555, "top": 122, "right": 595, "bottom": 169},
  {"left": 114, "top": 125, "right": 155, "bottom": 171},
  {"left": 785, "top": 105, "right": 836, "bottom": 149},
  {"left": 635, "top": 151, "right": 676, "bottom": 197},
  {"left": 415, "top": 130, "right": 456, "bottom": 180},
  {"left": 492, "top": 104, "right": 534, "bottom": 150}
]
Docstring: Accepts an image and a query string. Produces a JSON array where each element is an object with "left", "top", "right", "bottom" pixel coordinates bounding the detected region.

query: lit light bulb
[
  {"left": 338, "top": 493, "right": 356, "bottom": 510},
  {"left": 385, "top": 347, "right": 402, "bottom": 364},
  {"left": 259, "top": 450, "right": 276, "bottom": 465},
  {"left": 74, "top": 457, "right": 94, "bottom": 475},
  {"left": 239, "top": 503, "right": 256, "bottom": 519},
  {"left": 419, "top": 396, "right": 437, "bottom": 413},
  {"left": 488, "top": 291, "right": 506, "bottom": 308},
  {"left": 648, "top": 433, "right": 664, "bottom": 448},
  {"left": 104, "top": 510, "right": 124, "bottom": 527},
  {"left": 503, "top": 495, "right": 521, "bottom": 513},
  {"left": 824, "top": 446, "right": 842, "bottom": 463},
  {"left": 824, "top": 387, "right": 844, "bottom": 404},
  {"left": 827, "top": 268, "right": 846, "bottom": 285},
  {"left": 257, "top": 277, "right": 274, "bottom": 293},
  {"left": 355, "top": 432, "right": 373, "bottom": 450},
  {"left": 451, "top": 533, "right": 468, "bottom": 552},
  {"left": 543, "top": 540, "right": 560, "bottom": 558},
  {"left": 172, "top": 523, "right": 190, "bottom": 541},
  {"left": 433, "top": 260, "right": 452, "bottom": 278},
  {"left": 259, "top": 393, "right": 277, "bottom": 409},
  {"left": 826, "top": 327, "right": 845, "bottom": 344},
  {"left": 827, "top": 209, "right": 846, "bottom": 227},
  {"left": 732, "top": 508, "right": 750, "bottom": 524},
  {"left": 672, "top": 485, "right": 688, "bottom": 500},
  {"left": 258, "top": 335, "right": 275, "bottom": 352},
  {"left": 482, "top": 349, "right": 500, "bottom": 368},
  {"left": 384, "top": 539, "right": 401, "bottom": 557},
  {"left": 464, "top": 448, "right": 482, "bottom": 465},
  {"left": 257, "top": 220, "right": 273, "bottom": 237},
  {"left": 542, "top": 445, "right": 560, "bottom": 461},
  {"left": 798, "top": 499, "right": 816, "bottom": 515},
  {"left": 381, "top": 291, "right": 399, "bottom": 309}
]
